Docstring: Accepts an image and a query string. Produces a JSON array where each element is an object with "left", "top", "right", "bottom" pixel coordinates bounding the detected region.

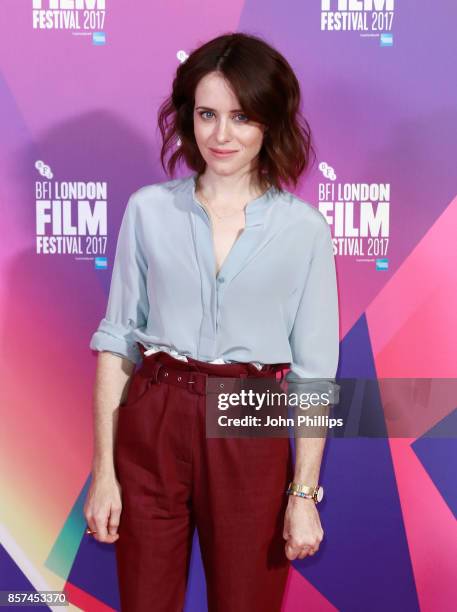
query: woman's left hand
[{"left": 283, "top": 495, "right": 324, "bottom": 560}]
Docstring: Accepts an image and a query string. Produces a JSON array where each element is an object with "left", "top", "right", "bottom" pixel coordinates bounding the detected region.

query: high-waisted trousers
[{"left": 114, "top": 346, "right": 294, "bottom": 612}]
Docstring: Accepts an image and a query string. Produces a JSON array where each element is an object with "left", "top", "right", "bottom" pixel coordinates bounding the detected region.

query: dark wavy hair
[{"left": 157, "top": 32, "right": 316, "bottom": 192}]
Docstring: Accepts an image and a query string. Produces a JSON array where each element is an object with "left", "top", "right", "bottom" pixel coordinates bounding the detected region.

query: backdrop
[{"left": 1, "top": 1, "right": 456, "bottom": 611}]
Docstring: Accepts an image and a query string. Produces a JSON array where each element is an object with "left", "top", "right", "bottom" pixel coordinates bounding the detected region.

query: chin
[{"left": 206, "top": 161, "right": 237, "bottom": 174}]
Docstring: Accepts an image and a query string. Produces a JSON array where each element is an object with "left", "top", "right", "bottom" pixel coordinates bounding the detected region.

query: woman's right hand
[{"left": 84, "top": 472, "right": 122, "bottom": 544}]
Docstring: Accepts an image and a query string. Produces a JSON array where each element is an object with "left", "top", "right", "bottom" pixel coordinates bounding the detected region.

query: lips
[{"left": 209, "top": 148, "right": 238, "bottom": 156}]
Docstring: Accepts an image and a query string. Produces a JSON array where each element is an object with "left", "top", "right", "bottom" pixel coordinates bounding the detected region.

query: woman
[{"left": 84, "top": 32, "right": 340, "bottom": 612}]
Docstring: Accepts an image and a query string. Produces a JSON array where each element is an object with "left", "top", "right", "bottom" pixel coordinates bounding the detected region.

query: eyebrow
[{"left": 195, "top": 106, "right": 244, "bottom": 113}]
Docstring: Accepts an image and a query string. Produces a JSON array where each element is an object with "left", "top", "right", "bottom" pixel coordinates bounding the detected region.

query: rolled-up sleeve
[
  {"left": 89, "top": 193, "right": 148, "bottom": 365},
  {"left": 285, "top": 218, "right": 341, "bottom": 405}
]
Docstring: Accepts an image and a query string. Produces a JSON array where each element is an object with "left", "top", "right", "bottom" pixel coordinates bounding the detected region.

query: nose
[{"left": 214, "top": 117, "right": 232, "bottom": 144}]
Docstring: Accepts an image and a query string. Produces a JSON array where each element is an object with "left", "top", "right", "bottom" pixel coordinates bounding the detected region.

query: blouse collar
[{"left": 187, "top": 172, "right": 276, "bottom": 227}]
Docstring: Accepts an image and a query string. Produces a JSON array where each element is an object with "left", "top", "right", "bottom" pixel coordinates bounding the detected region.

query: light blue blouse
[{"left": 89, "top": 173, "right": 340, "bottom": 403}]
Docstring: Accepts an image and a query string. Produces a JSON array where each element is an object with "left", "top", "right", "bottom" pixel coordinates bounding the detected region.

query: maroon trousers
[{"left": 114, "top": 348, "right": 294, "bottom": 612}]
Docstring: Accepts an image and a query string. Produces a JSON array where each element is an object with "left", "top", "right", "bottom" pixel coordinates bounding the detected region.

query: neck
[{"left": 195, "top": 167, "right": 268, "bottom": 204}]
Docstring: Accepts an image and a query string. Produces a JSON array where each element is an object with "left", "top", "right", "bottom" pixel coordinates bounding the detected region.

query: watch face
[{"left": 316, "top": 486, "right": 324, "bottom": 503}]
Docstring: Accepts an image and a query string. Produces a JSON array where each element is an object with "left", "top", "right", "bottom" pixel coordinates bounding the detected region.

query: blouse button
[{"left": 178, "top": 376, "right": 182, "bottom": 382}]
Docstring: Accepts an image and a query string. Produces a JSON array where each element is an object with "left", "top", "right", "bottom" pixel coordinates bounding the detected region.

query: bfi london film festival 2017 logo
[
  {"left": 321, "top": 0, "right": 395, "bottom": 45},
  {"left": 318, "top": 163, "right": 390, "bottom": 271},
  {"left": 35, "top": 161, "right": 109, "bottom": 269},
  {"left": 32, "top": 0, "right": 106, "bottom": 44}
]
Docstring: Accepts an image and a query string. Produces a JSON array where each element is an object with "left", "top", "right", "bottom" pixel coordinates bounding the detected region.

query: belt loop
[
  {"left": 187, "top": 372, "right": 196, "bottom": 393},
  {"left": 151, "top": 362, "right": 164, "bottom": 384},
  {"left": 187, "top": 372, "right": 205, "bottom": 395}
]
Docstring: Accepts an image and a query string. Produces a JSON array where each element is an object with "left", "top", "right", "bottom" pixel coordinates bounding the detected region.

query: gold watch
[{"left": 287, "top": 481, "right": 324, "bottom": 504}]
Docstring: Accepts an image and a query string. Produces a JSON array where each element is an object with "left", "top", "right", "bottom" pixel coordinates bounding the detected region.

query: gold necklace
[{"left": 197, "top": 190, "right": 247, "bottom": 220}]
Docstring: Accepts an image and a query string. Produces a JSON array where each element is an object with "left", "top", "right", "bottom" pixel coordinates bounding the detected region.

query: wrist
[
  {"left": 293, "top": 472, "right": 319, "bottom": 487},
  {"left": 92, "top": 455, "right": 115, "bottom": 478}
]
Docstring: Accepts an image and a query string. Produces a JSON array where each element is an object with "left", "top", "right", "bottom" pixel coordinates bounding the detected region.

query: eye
[
  {"left": 198, "top": 111, "right": 214, "bottom": 120},
  {"left": 197, "top": 110, "right": 249, "bottom": 122}
]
